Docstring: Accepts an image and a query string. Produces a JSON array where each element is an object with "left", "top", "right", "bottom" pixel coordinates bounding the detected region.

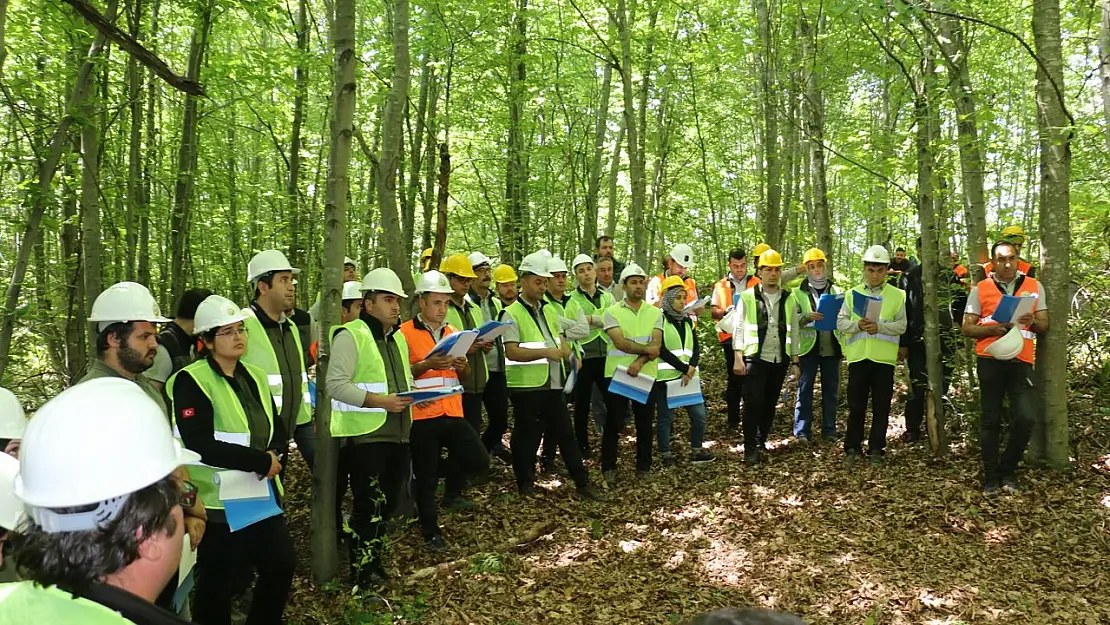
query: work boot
[
  {"left": 982, "top": 479, "right": 1001, "bottom": 496},
  {"left": 576, "top": 484, "right": 608, "bottom": 502},
  {"left": 1001, "top": 475, "right": 1021, "bottom": 495},
  {"left": 691, "top": 449, "right": 716, "bottom": 464},
  {"left": 661, "top": 452, "right": 676, "bottom": 468},
  {"left": 425, "top": 533, "right": 448, "bottom": 551},
  {"left": 491, "top": 447, "right": 513, "bottom": 464}
]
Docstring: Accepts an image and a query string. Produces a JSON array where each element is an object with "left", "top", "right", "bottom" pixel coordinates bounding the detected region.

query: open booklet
[
  {"left": 992, "top": 294, "right": 1036, "bottom": 325},
  {"left": 476, "top": 319, "right": 514, "bottom": 342},
  {"left": 683, "top": 295, "right": 711, "bottom": 314},
  {"left": 397, "top": 385, "right": 465, "bottom": 405},
  {"left": 428, "top": 329, "right": 479, "bottom": 358},
  {"left": 851, "top": 292, "right": 883, "bottom": 322},
  {"left": 665, "top": 374, "right": 703, "bottom": 409}
]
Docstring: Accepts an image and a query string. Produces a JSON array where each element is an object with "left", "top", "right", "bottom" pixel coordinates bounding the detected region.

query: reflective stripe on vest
[
  {"left": 328, "top": 320, "right": 414, "bottom": 437},
  {"left": 736, "top": 288, "right": 791, "bottom": 358},
  {"left": 241, "top": 311, "right": 313, "bottom": 426},
  {"left": 789, "top": 284, "right": 842, "bottom": 357},
  {"left": 604, "top": 304, "right": 662, "bottom": 378},
  {"left": 501, "top": 302, "right": 564, "bottom": 388},
  {"left": 973, "top": 276, "right": 1039, "bottom": 364},
  {"left": 330, "top": 381, "right": 389, "bottom": 414},
  {"left": 840, "top": 284, "right": 906, "bottom": 366},
  {"left": 658, "top": 321, "right": 694, "bottom": 381},
  {"left": 399, "top": 320, "right": 464, "bottom": 420}
]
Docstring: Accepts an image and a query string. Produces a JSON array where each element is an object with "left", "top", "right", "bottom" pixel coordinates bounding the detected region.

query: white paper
[
  {"left": 683, "top": 295, "right": 711, "bottom": 314},
  {"left": 666, "top": 374, "right": 702, "bottom": 399},
  {"left": 613, "top": 365, "right": 656, "bottom": 391},
  {"left": 178, "top": 533, "right": 197, "bottom": 586},
  {"left": 477, "top": 322, "right": 513, "bottom": 342},
  {"left": 1014, "top": 296, "right": 1036, "bottom": 323},
  {"left": 446, "top": 329, "right": 479, "bottom": 358},
  {"left": 864, "top": 298, "right": 883, "bottom": 323},
  {"left": 215, "top": 470, "right": 270, "bottom": 501}
]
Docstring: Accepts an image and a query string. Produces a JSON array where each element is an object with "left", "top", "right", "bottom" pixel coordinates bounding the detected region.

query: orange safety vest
[
  {"left": 399, "top": 319, "right": 464, "bottom": 420},
  {"left": 984, "top": 259, "right": 1033, "bottom": 277},
  {"left": 973, "top": 275, "right": 1040, "bottom": 365},
  {"left": 712, "top": 275, "right": 760, "bottom": 342}
]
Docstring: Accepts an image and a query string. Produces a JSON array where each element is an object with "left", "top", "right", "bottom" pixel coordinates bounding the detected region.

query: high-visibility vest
[
  {"left": 565, "top": 288, "right": 615, "bottom": 356},
  {"left": 544, "top": 293, "right": 569, "bottom": 317},
  {"left": 658, "top": 319, "right": 694, "bottom": 381},
  {"left": 327, "top": 319, "right": 414, "bottom": 437},
  {"left": 0, "top": 581, "right": 134, "bottom": 623},
  {"left": 241, "top": 310, "right": 312, "bottom": 426},
  {"left": 973, "top": 275, "right": 1040, "bottom": 365},
  {"left": 787, "top": 282, "right": 842, "bottom": 357},
  {"left": 712, "top": 275, "right": 759, "bottom": 342},
  {"left": 167, "top": 359, "right": 280, "bottom": 511},
  {"left": 734, "top": 286, "right": 793, "bottom": 359},
  {"left": 984, "top": 259, "right": 1034, "bottom": 277},
  {"left": 446, "top": 298, "right": 487, "bottom": 383},
  {"left": 399, "top": 320, "right": 464, "bottom": 420},
  {"left": 500, "top": 300, "right": 563, "bottom": 389},
  {"left": 604, "top": 302, "right": 662, "bottom": 378},
  {"left": 841, "top": 284, "right": 906, "bottom": 366}
]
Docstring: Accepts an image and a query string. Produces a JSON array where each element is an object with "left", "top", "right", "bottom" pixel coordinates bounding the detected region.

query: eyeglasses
[
  {"left": 179, "top": 480, "right": 198, "bottom": 508},
  {"left": 216, "top": 327, "right": 247, "bottom": 338}
]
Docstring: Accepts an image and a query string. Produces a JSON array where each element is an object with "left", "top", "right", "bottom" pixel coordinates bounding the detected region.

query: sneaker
[
  {"left": 661, "top": 452, "right": 676, "bottom": 468},
  {"left": 983, "top": 480, "right": 1001, "bottom": 496},
  {"left": 795, "top": 434, "right": 811, "bottom": 443},
  {"left": 443, "top": 495, "right": 478, "bottom": 510},
  {"left": 518, "top": 483, "right": 537, "bottom": 497},
  {"left": 602, "top": 470, "right": 617, "bottom": 487},
  {"left": 691, "top": 449, "right": 716, "bottom": 464},
  {"left": 1001, "top": 476, "right": 1021, "bottom": 495},
  {"left": 425, "top": 534, "right": 448, "bottom": 551},
  {"left": 868, "top": 453, "right": 886, "bottom": 467},
  {"left": 576, "top": 484, "right": 608, "bottom": 502}
]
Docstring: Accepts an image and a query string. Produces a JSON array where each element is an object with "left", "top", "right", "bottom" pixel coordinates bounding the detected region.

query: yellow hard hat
[
  {"left": 802, "top": 248, "right": 827, "bottom": 264},
  {"left": 660, "top": 275, "right": 686, "bottom": 292},
  {"left": 492, "top": 264, "right": 519, "bottom": 284},
  {"left": 758, "top": 249, "right": 784, "bottom": 268},
  {"left": 752, "top": 243, "right": 771, "bottom": 259},
  {"left": 1001, "top": 225, "right": 1026, "bottom": 244},
  {"left": 439, "top": 254, "right": 478, "bottom": 278},
  {"left": 420, "top": 248, "right": 433, "bottom": 259}
]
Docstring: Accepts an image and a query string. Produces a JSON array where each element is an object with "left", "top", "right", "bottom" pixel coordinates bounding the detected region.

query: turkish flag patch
[{"left": 181, "top": 408, "right": 196, "bottom": 419}]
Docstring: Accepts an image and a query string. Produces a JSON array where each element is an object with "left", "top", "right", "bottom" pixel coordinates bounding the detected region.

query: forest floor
[{"left": 276, "top": 360, "right": 1110, "bottom": 625}]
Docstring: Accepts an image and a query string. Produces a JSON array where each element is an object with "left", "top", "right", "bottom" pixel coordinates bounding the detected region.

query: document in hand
[
  {"left": 223, "top": 480, "right": 282, "bottom": 532},
  {"left": 216, "top": 469, "right": 271, "bottom": 501},
  {"left": 609, "top": 365, "right": 655, "bottom": 404},
  {"left": 564, "top": 351, "right": 579, "bottom": 396},
  {"left": 683, "top": 295, "right": 711, "bottom": 314},
  {"left": 992, "top": 294, "right": 1036, "bottom": 325},
  {"left": 397, "top": 385, "right": 465, "bottom": 405},
  {"left": 173, "top": 535, "right": 196, "bottom": 611},
  {"left": 476, "top": 319, "right": 513, "bottom": 342},
  {"left": 429, "top": 329, "right": 479, "bottom": 358},
  {"left": 665, "top": 375, "right": 704, "bottom": 409},
  {"left": 814, "top": 293, "right": 845, "bottom": 331},
  {"left": 851, "top": 292, "right": 883, "bottom": 322}
]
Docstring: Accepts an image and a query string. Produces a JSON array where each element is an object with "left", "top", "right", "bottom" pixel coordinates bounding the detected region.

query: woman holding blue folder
[
  {"left": 168, "top": 295, "right": 294, "bottom": 625},
  {"left": 787, "top": 248, "right": 844, "bottom": 442}
]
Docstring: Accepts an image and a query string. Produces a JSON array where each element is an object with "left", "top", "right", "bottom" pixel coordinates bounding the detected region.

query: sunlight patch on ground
[
  {"left": 698, "top": 536, "right": 754, "bottom": 586},
  {"left": 982, "top": 526, "right": 1012, "bottom": 544},
  {"left": 524, "top": 539, "right": 593, "bottom": 570},
  {"left": 1100, "top": 493, "right": 1110, "bottom": 509}
]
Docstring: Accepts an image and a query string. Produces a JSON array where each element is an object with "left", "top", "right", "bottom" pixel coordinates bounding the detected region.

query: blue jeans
[
  {"left": 656, "top": 385, "right": 707, "bottom": 454},
  {"left": 294, "top": 421, "right": 316, "bottom": 469},
  {"left": 793, "top": 351, "right": 840, "bottom": 438}
]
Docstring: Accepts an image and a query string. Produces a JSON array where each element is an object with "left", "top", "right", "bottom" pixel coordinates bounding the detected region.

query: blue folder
[
  {"left": 477, "top": 319, "right": 512, "bottom": 339},
  {"left": 223, "top": 480, "right": 283, "bottom": 532},
  {"left": 667, "top": 390, "right": 704, "bottom": 409},
  {"left": 851, "top": 292, "right": 881, "bottom": 319},
  {"left": 814, "top": 294, "right": 845, "bottom": 332},
  {"left": 608, "top": 377, "right": 652, "bottom": 405},
  {"left": 991, "top": 295, "right": 1022, "bottom": 324},
  {"left": 172, "top": 570, "right": 194, "bottom": 612}
]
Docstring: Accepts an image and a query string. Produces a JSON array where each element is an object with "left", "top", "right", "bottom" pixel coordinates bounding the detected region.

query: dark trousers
[
  {"left": 462, "top": 392, "right": 483, "bottom": 435},
  {"left": 410, "top": 416, "right": 490, "bottom": 537},
  {"left": 510, "top": 389, "right": 589, "bottom": 489},
  {"left": 572, "top": 358, "right": 608, "bottom": 456},
  {"left": 293, "top": 421, "right": 316, "bottom": 469},
  {"left": 193, "top": 516, "right": 295, "bottom": 625},
  {"left": 343, "top": 441, "right": 410, "bottom": 575},
  {"left": 845, "top": 360, "right": 895, "bottom": 455},
  {"left": 602, "top": 382, "right": 657, "bottom": 472},
  {"left": 722, "top": 342, "right": 744, "bottom": 428},
  {"left": 905, "top": 335, "right": 956, "bottom": 438},
  {"left": 481, "top": 371, "right": 510, "bottom": 452},
  {"left": 741, "top": 359, "right": 788, "bottom": 454},
  {"left": 977, "top": 357, "right": 1036, "bottom": 482}
]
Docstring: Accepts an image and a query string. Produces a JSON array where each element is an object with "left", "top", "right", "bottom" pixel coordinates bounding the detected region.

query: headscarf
[
  {"left": 661, "top": 286, "right": 688, "bottom": 324},
  {"left": 808, "top": 272, "right": 828, "bottom": 292}
]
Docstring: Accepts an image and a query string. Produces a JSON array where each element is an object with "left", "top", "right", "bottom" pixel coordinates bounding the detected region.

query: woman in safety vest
[{"left": 168, "top": 295, "right": 294, "bottom": 625}]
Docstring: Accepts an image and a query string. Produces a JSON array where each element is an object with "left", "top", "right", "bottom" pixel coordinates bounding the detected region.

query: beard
[{"left": 119, "top": 342, "right": 156, "bottom": 374}]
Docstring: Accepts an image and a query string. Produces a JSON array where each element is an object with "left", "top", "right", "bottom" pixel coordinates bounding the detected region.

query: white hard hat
[
  {"left": 414, "top": 270, "right": 454, "bottom": 295},
  {"left": 361, "top": 268, "right": 407, "bottom": 297},
  {"left": 620, "top": 262, "right": 648, "bottom": 284},
  {"left": 14, "top": 378, "right": 200, "bottom": 531},
  {"left": 571, "top": 254, "right": 595, "bottom": 269},
  {"left": 247, "top": 250, "right": 300, "bottom": 283},
  {"left": 88, "top": 282, "right": 171, "bottom": 330},
  {"left": 862, "top": 245, "right": 891, "bottom": 265},
  {"left": 193, "top": 295, "right": 250, "bottom": 334},
  {"left": 344, "top": 256, "right": 356, "bottom": 266},
  {"left": 341, "top": 281, "right": 364, "bottom": 300},
  {"left": 538, "top": 249, "right": 553, "bottom": 258},
  {"left": 986, "top": 325, "right": 1024, "bottom": 361},
  {"left": 0, "top": 453, "right": 24, "bottom": 531},
  {"left": 0, "top": 387, "right": 27, "bottom": 439},
  {"left": 468, "top": 252, "right": 493, "bottom": 268},
  {"left": 518, "top": 252, "right": 553, "bottom": 278},
  {"left": 548, "top": 257, "right": 569, "bottom": 274},
  {"left": 668, "top": 244, "right": 696, "bottom": 269}
]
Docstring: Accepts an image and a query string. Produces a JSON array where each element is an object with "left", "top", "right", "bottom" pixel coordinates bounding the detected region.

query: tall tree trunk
[
  {"left": 421, "top": 74, "right": 440, "bottom": 250},
  {"left": 583, "top": 59, "right": 612, "bottom": 253},
  {"left": 376, "top": 0, "right": 413, "bottom": 290},
  {"left": 80, "top": 62, "right": 103, "bottom": 363},
  {"left": 755, "top": 0, "right": 781, "bottom": 249},
  {"left": 801, "top": 12, "right": 832, "bottom": 271},
  {"left": 124, "top": 0, "right": 143, "bottom": 281},
  {"left": 1100, "top": 0, "right": 1110, "bottom": 153},
  {"left": 168, "top": 0, "right": 214, "bottom": 302},
  {"left": 616, "top": 0, "right": 645, "bottom": 266},
  {"left": 1030, "top": 0, "right": 1072, "bottom": 469},
  {"left": 227, "top": 111, "right": 243, "bottom": 287},
  {"left": 605, "top": 119, "right": 625, "bottom": 238},
  {"left": 435, "top": 143, "right": 450, "bottom": 274},
  {"left": 404, "top": 52, "right": 432, "bottom": 254},
  {"left": 60, "top": 149, "right": 86, "bottom": 381},
  {"left": 287, "top": 0, "right": 308, "bottom": 269},
  {"left": 138, "top": 0, "right": 160, "bottom": 287},
  {"left": 502, "top": 0, "right": 529, "bottom": 267}
]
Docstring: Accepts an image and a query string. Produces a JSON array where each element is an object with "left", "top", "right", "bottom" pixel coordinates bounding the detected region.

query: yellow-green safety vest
[
  {"left": 658, "top": 320, "right": 694, "bottom": 381},
  {"left": 565, "top": 288, "right": 615, "bottom": 356},
  {"left": 328, "top": 319, "right": 413, "bottom": 437},
  {"left": 841, "top": 284, "right": 906, "bottom": 365},
  {"left": 167, "top": 359, "right": 281, "bottom": 511},
  {"left": 501, "top": 300, "right": 563, "bottom": 389},
  {"left": 735, "top": 287, "right": 794, "bottom": 358},
  {"left": 0, "top": 582, "right": 134, "bottom": 624},
  {"left": 788, "top": 284, "right": 842, "bottom": 357},
  {"left": 446, "top": 299, "right": 487, "bottom": 379},
  {"left": 604, "top": 303, "right": 662, "bottom": 378},
  {"left": 241, "top": 311, "right": 312, "bottom": 426}
]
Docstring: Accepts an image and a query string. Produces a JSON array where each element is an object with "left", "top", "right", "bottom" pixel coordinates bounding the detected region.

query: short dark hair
[
  {"left": 729, "top": 248, "right": 747, "bottom": 262},
  {"left": 13, "top": 476, "right": 180, "bottom": 596},
  {"left": 253, "top": 271, "right": 278, "bottom": 300},
  {"left": 175, "top": 288, "right": 213, "bottom": 320},
  {"left": 895, "top": 247, "right": 906, "bottom": 253},
  {"left": 686, "top": 608, "right": 807, "bottom": 625},
  {"left": 596, "top": 235, "right": 613, "bottom": 248},
  {"left": 991, "top": 240, "right": 1017, "bottom": 258},
  {"left": 95, "top": 322, "right": 137, "bottom": 356}
]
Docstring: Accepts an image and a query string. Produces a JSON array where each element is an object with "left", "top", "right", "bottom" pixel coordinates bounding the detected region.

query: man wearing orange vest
[
  {"left": 961, "top": 240, "right": 1048, "bottom": 496},
  {"left": 711, "top": 247, "right": 761, "bottom": 433},
  {"left": 400, "top": 271, "right": 491, "bottom": 550},
  {"left": 983, "top": 226, "right": 1036, "bottom": 278},
  {"left": 646, "top": 243, "right": 698, "bottom": 310}
]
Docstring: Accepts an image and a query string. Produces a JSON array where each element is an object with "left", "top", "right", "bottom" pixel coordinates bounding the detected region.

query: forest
[{"left": 1, "top": 0, "right": 1109, "bottom": 622}]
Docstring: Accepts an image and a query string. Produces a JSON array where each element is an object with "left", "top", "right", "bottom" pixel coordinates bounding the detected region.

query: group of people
[{"left": 0, "top": 226, "right": 1047, "bottom": 623}]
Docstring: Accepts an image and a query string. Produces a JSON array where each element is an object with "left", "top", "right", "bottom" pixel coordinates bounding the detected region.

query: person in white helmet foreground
[
  {"left": 0, "top": 378, "right": 200, "bottom": 624},
  {"left": 835, "top": 246, "right": 907, "bottom": 466},
  {"left": 646, "top": 243, "right": 698, "bottom": 309},
  {"left": 323, "top": 268, "right": 416, "bottom": 588},
  {"left": 961, "top": 240, "right": 1049, "bottom": 495},
  {"left": 167, "top": 295, "right": 294, "bottom": 624}
]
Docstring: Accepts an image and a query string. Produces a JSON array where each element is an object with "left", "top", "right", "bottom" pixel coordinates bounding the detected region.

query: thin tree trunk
[
  {"left": 80, "top": 62, "right": 103, "bottom": 363},
  {"left": 376, "top": 0, "right": 413, "bottom": 289},
  {"left": 1100, "top": 0, "right": 1110, "bottom": 153},
  {"left": 60, "top": 146, "right": 85, "bottom": 381},
  {"left": 287, "top": 0, "right": 308, "bottom": 269},
  {"left": 124, "top": 0, "right": 143, "bottom": 280},
  {"left": 801, "top": 12, "right": 832, "bottom": 271},
  {"left": 227, "top": 112, "right": 242, "bottom": 286},
  {"left": 583, "top": 59, "right": 612, "bottom": 253},
  {"left": 755, "top": 0, "right": 781, "bottom": 249},
  {"left": 434, "top": 142, "right": 449, "bottom": 277},
  {"left": 605, "top": 120, "right": 624, "bottom": 237},
  {"left": 421, "top": 74, "right": 439, "bottom": 250},
  {"left": 404, "top": 52, "right": 432, "bottom": 253},
  {"left": 502, "top": 0, "right": 528, "bottom": 267},
  {"left": 138, "top": 0, "right": 159, "bottom": 287},
  {"left": 616, "top": 0, "right": 645, "bottom": 266}
]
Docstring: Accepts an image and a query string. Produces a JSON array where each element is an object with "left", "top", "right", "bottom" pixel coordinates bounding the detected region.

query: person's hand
[
  {"left": 575, "top": 357, "right": 584, "bottom": 371},
  {"left": 898, "top": 347, "right": 908, "bottom": 363},
  {"left": 466, "top": 341, "right": 481, "bottom": 355},
  {"left": 789, "top": 362, "right": 801, "bottom": 379},
  {"left": 681, "top": 369, "right": 695, "bottom": 387},
  {"left": 807, "top": 311, "right": 824, "bottom": 322},
  {"left": 859, "top": 319, "right": 879, "bottom": 335},
  {"left": 478, "top": 339, "right": 494, "bottom": 353},
  {"left": 1016, "top": 312, "right": 1034, "bottom": 327},
  {"left": 3, "top": 439, "right": 18, "bottom": 459},
  {"left": 990, "top": 324, "right": 1011, "bottom": 337},
  {"left": 184, "top": 515, "right": 206, "bottom": 549},
  {"left": 546, "top": 347, "right": 564, "bottom": 361},
  {"left": 732, "top": 357, "right": 747, "bottom": 376},
  {"left": 424, "top": 353, "right": 455, "bottom": 370},
  {"left": 644, "top": 345, "right": 661, "bottom": 359},
  {"left": 627, "top": 362, "right": 643, "bottom": 378},
  {"left": 265, "top": 450, "right": 282, "bottom": 479},
  {"left": 451, "top": 357, "right": 469, "bottom": 370},
  {"left": 377, "top": 394, "right": 415, "bottom": 413}
]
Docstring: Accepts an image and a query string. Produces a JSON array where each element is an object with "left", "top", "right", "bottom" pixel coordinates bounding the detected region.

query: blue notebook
[
  {"left": 851, "top": 292, "right": 882, "bottom": 321},
  {"left": 814, "top": 294, "right": 845, "bottom": 331},
  {"left": 223, "top": 480, "right": 283, "bottom": 532}
]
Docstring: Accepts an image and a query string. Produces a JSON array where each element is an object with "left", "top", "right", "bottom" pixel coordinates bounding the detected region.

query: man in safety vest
[
  {"left": 441, "top": 254, "right": 490, "bottom": 437},
  {"left": 646, "top": 243, "right": 697, "bottom": 309},
  {"left": 467, "top": 253, "right": 512, "bottom": 462},
  {"left": 146, "top": 287, "right": 212, "bottom": 393},
  {"left": 323, "top": 268, "right": 415, "bottom": 587},
  {"left": 602, "top": 262, "right": 663, "bottom": 484},
  {"left": 835, "top": 245, "right": 907, "bottom": 465},
  {"left": 400, "top": 271, "right": 490, "bottom": 550},
  {"left": 242, "top": 250, "right": 314, "bottom": 469},
  {"left": 499, "top": 251, "right": 606, "bottom": 501},
  {"left": 493, "top": 264, "right": 519, "bottom": 307},
  {"left": 711, "top": 248, "right": 761, "bottom": 433},
  {"left": 564, "top": 254, "right": 615, "bottom": 458},
  {"left": 732, "top": 250, "right": 795, "bottom": 465},
  {"left": 962, "top": 240, "right": 1048, "bottom": 495},
  {"left": 983, "top": 226, "right": 1036, "bottom": 278},
  {"left": 0, "top": 379, "right": 199, "bottom": 624},
  {"left": 787, "top": 248, "right": 843, "bottom": 442}
]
